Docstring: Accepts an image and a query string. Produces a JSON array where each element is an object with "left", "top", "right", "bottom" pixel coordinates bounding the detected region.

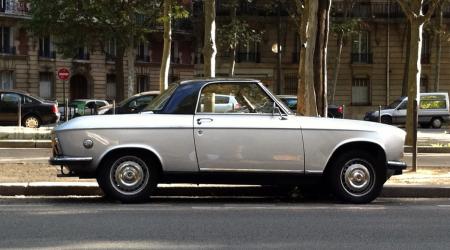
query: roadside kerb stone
[{"left": 0, "top": 127, "right": 52, "bottom": 140}]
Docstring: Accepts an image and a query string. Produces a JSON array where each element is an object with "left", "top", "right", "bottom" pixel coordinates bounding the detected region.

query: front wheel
[
  {"left": 430, "top": 117, "right": 443, "bottom": 129},
  {"left": 97, "top": 154, "right": 157, "bottom": 203},
  {"left": 328, "top": 151, "right": 385, "bottom": 204}
]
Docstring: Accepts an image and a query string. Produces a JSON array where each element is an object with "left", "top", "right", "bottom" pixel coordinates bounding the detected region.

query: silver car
[{"left": 50, "top": 79, "right": 406, "bottom": 203}]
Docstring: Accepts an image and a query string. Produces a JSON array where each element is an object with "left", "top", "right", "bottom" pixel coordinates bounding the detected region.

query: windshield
[
  {"left": 386, "top": 98, "right": 403, "bottom": 109},
  {"left": 142, "top": 84, "right": 178, "bottom": 112}
]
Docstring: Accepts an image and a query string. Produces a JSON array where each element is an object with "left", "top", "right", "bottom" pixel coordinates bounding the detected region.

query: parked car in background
[
  {"left": 59, "top": 99, "right": 109, "bottom": 120},
  {"left": 0, "top": 90, "right": 59, "bottom": 128},
  {"left": 364, "top": 93, "right": 450, "bottom": 128},
  {"left": 50, "top": 79, "right": 406, "bottom": 204},
  {"left": 97, "top": 91, "right": 160, "bottom": 115},
  {"left": 277, "top": 95, "right": 344, "bottom": 118}
]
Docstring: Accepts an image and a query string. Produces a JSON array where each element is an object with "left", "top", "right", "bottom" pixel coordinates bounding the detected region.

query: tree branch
[
  {"left": 396, "top": 0, "right": 414, "bottom": 20},
  {"left": 422, "top": 0, "right": 442, "bottom": 22}
]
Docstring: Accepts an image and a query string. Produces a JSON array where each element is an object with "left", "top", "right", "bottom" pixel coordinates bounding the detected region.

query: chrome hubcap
[
  {"left": 110, "top": 157, "right": 149, "bottom": 195},
  {"left": 25, "top": 117, "right": 39, "bottom": 128},
  {"left": 341, "top": 160, "right": 374, "bottom": 197}
]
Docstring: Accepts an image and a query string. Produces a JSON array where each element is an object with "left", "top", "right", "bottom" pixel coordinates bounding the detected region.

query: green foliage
[
  {"left": 217, "top": 19, "right": 263, "bottom": 50},
  {"left": 331, "top": 19, "right": 360, "bottom": 37},
  {"left": 26, "top": 0, "right": 188, "bottom": 58}
]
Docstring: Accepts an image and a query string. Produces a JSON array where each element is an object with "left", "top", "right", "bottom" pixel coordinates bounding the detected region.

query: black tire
[
  {"left": 430, "top": 117, "right": 443, "bottom": 129},
  {"left": 328, "top": 151, "right": 385, "bottom": 204},
  {"left": 380, "top": 116, "right": 392, "bottom": 125},
  {"left": 23, "top": 115, "right": 41, "bottom": 128},
  {"left": 97, "top": 153, "right": 158, "bottom": 203}
]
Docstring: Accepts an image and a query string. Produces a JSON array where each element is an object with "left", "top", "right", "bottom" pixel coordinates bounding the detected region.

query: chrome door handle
[{"left": 197, "top": 118, "right": 213, "bottom": 125}]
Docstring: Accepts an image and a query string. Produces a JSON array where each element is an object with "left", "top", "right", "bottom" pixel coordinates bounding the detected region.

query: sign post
[{"left": 57, "top": 68, "right": 71, "bottom": 121}]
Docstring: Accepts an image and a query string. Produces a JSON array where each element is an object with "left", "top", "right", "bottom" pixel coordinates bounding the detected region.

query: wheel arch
[
  {"left": 96, "top": 145, "right": 164, "bottom": 176},
  {"left": 323, "top": 141, "right": 387, "bottom": 177}
]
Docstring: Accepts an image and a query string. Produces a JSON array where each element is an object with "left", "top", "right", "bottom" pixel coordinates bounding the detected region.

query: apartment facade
[{"left": 0, "top": 0, "right": 195, "bottom": 103}]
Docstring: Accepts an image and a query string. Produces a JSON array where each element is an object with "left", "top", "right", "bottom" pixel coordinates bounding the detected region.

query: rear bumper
[
  {"left": 49, "top": 156, "right": 92, "bottom": 166},
  {"left": 387, "top": 161, "right": 407, "bottom": 175}
]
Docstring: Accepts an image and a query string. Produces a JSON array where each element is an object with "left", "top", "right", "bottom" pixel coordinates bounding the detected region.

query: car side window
[
  {"left": 197, "top": 82, "right": 274, "bottom": 114},
  {"left": 1, "top": 93, "right": 20, "bottom": 104},
  {"left": 398, "top": 101, "right": 407, "bottom": 110}
]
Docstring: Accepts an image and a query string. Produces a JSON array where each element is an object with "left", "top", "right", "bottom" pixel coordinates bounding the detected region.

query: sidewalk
[{"left": 1, "top": 162, "right": 449, "bottom": 198}]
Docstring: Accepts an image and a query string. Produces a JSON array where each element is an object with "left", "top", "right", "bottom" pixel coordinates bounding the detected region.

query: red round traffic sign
[{"left": 57, "top": 68, "right": 70, "bottom": 81}]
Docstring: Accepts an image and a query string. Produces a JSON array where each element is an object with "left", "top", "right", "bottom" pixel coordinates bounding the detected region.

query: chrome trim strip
[
  {"left": 305, "top": 170, "right": 323, "bottom": 174},
  {"left": 200, "top": 168, "right": 304, "bottom": 173}
]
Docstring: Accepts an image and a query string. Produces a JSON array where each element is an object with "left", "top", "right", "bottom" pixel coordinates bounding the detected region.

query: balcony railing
[
  {"left": 136, "top": 54, "right": 150, "bottom": 63},
  {"left": 74, "top": 52, "right": 90, "bottom": 61},
  {"left": 351, "top": 53, "right": 373, "bottom": 64},
  {"left": 39, "top": 50, "right": 56, "bottom": 59},
  {"left": 1, "top": 0, "right": 30, "bottom": 16},
  {"left": 0, "top": 46, "right": 16, "bottom": 55},
  {"left": 236, "top": 52, "right": 260, "bottom": 63}
]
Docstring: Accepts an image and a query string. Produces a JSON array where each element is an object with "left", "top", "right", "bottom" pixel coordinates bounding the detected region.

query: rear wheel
[
  {"left": 328, "top": 151, "right": 385, "bottom": 204},
  {"left": 23, "top": 115, "right": 41, "bottom": 128},
  {"left": 97, "top": 153, "right": 157, "bottom": 203},
  {"left": 430, "top": 117, "right": 443, "bottom": 129}
]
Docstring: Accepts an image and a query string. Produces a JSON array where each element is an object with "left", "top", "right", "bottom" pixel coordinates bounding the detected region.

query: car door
[
  {"left": 392, "top": 100, "right": 407, "bottom": 124},
  {"left": 193, "top": 82, "right": 304, "bottom": 172},
  {"left": 0, "top": 93, "right": 21, "bottom": 123}
]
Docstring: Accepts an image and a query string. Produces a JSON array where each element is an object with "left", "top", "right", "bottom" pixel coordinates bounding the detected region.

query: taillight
[
  {"left": 337, "top": 105, "right": 343, "bottom": 114},
  {"left": 51, "top": 104, "right": 58, "bottom": 113}
]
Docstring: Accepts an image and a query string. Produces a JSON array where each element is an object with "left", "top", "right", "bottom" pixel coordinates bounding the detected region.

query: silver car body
[{"left": 52, "top": 80, "right": 405, "bottom": 176}]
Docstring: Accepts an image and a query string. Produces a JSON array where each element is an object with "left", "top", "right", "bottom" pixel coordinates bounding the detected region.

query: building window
[
  {"left": 106, "top": 74, "right": 116, "bottom": 101},
  {"left": 0, "top": 26, "right": 14, "bottom": 54},
  {"left": 351, "top": 31, "right": 371, "bottom": 63},
  {"left": 421, "top": 32, "right": 431, "bottom": 64},
  {"left": 39, "top": 36, "right": 55, "bottom": 59},
  {"left": 237, "top": 41, "right": 260, "bottom": 63},
  {"left": 39, "top": 72, "right": 53, "bottom": 99},
  {"left": 352, "top": 77, "right": 370, "bottom": 105},
  {"left": 75, "top": 46, "right": 90, "bottom": 60},
  {"left": 136, "top": 75, "right": 149, "bottom": 93},
  {"left": 136, "top": 40, "right": 150, "bottom": 62},
  {"left": 420, "top": 75, "right": 428, "bottom": 93},
  {"left": 0, "top": 71, "right": 13, "bottom": 89},
  {"left": 105, "top": 39, "right": 117, "bottom": 61}
]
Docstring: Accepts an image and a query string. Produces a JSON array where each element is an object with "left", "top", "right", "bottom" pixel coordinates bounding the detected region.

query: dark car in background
[
  {"left": 0, "top": 90, "right": 59, "bottom": 128},
  {"left": 98, "top": 91, "right": 160, "bottom": 115},
  {"left": 277, "top": 95, "right": 344, "bottom": 118}
]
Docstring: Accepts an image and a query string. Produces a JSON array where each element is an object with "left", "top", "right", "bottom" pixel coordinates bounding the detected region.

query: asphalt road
[{"left": 0, "top": 197, "right": 449, "bottom": 249}]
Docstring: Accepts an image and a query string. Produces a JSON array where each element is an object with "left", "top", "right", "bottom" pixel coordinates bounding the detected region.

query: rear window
[{"left": 420, "top": 95, "right": 447, "bottom": 110}]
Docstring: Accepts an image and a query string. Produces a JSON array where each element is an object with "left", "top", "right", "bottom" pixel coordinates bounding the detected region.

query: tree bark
[
  {"left": 314, "top": 0, "right": 331, "bottom": 118},
  {"left": 331, "top": 33, "right": 343, "bottom": 104},
  {"left": 402, "top": 23, "right": 411, "bottom": 97},
  {"left": 297, "top": 0, "right": 318, "bottom": 116},
  {"left": 126, "top": 37, "right": 135, "bottom": 98},
  {"left": 405, "top": 19, "right": 422, "bottom": 146},
  {"left": 228, "top": 5, "right": 237, "bottom": 77},
  {"left": 160, "top": 0, "right": 172, "bottom": 91},
  {"left": 203, "top": 0, "right": 217, "bottom": 77},
  {"left": 114, "top": 48, "right": 125, "bottom": 102}
]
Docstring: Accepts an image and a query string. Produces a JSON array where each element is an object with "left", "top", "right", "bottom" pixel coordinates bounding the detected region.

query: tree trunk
[
  {"left": 405, "top": 19, "right": 423, "bottom": 146},
  {"left": 314, "top": 0, "right": 331, "bottom": 118},
  {"left": 297, "top": 0, "right": 319, "bottom": 116},
  {"left": 203, "top": 0, "right": 217, "bottom": 77},
  {"left": 331, "top": 33, "right": 343, "bottom": 104},
  {"left": 114, "top": 48, "right": 125, "bottom": 102},
  {"left": 160, "top": 0, "right": 172, "bottom": 91},
  {"left": 434, "top": 4, "right": 443, "bottom": 91},
  {"left": 402, "top": 23, "right": 411, "bottom": 97},
  {"left": 228, "top": 5, "right": 237, "bottom": 77},
  {"left": 126, "top": 38, "right": 135, "bottom": 98}
]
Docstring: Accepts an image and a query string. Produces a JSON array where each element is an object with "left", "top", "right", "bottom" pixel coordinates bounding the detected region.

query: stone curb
[
  {"left": 404, "top": 146, "right": 450, "bottom": 153},
  {"left": 1, "top": 183, "right": 450, "bottom": 198},
  {"left": 0, "top": 140, "right": 51, "bottom": 148}
]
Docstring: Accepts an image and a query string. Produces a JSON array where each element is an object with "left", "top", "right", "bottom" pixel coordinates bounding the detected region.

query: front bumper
[{"left": 387, "top": 160, "right": 407, "bottom": 175}]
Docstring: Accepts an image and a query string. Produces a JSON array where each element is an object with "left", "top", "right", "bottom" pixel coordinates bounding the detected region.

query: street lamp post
[{"left": 276, "top": 1, "right": 282, "bottom": 95}]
